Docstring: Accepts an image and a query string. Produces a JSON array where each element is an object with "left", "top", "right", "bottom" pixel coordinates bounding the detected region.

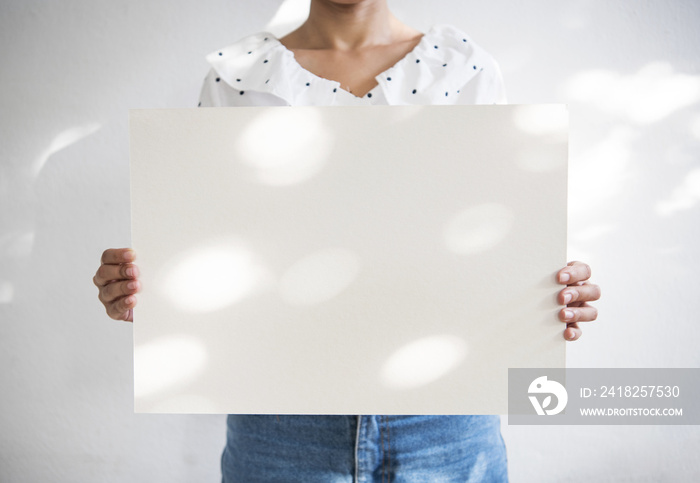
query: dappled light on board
[
  {"left": 443, "top": 203, "right": 514, "bottom": 255},
  {"left": 381, "top": 335, "right": 468, "bottom": 390},
  {"left": 512, "top": 104, "right": 568, "bottom": 137},
  {"left": 236, "top": 108, "right": 334, "bottom": 185},
  {"left": 516, "top": 145, "right": 568, "bottom": 173},
  {"left": 279, "top": 248, "right": 361, "bottom": 306},
  {"left": 134, "top": 335, "right": 207, "bottom": 399},
  {"left": 130, "top": 105, "right": 567, "bottom": 414},
  {"left": 512, "top": 105, "right": 568, "bottom": 172},
  {"left": 159, "top": 243, "right": 271, "bottom": 313}
]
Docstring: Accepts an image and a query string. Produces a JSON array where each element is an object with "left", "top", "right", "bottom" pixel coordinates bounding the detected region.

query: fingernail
[
  {"left": 563, "top": 292, "right": 572, "bottom": 304},
  {"left": 126, "top": 267, "right": 134, "bottom": 277},
  {"left": 559, "top": 272, "right": 570, "bottom": 283},
  {"left": 127, "top": 281, "right": 138, "bottom": 290},
  {"left": 564, "top": 309, "right": 574, "bottom": 320},
  {"left": 123, "top": 250, "right": 134, "bottom": 261},
  {"left": 125, "top": 296, "right": 134, "bottom": 305}
]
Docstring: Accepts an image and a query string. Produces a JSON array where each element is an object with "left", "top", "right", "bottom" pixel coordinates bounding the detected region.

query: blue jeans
[{"left": 221, "top": 415, "right": 508, "bottom": 482}]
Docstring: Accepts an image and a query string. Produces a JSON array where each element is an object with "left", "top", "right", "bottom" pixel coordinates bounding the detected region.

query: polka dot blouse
[{"left": 198, "top": 24, "right": 506, "bottom": 108}]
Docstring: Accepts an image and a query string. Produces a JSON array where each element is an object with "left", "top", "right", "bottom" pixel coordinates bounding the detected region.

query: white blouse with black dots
[{"left": 199, "top": 24, "right": 506, "bottom": 108}]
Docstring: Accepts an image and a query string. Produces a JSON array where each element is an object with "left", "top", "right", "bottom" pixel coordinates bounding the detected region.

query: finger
[
  {"left": 559, "top": 304, "right": 598, "bottom": 323},
  {"left": 106, "top": 295, "right": 136, "bottom": 322},
  {"left": 564, "top": 323, "right": 581, "bottom": 341},
  {"left": 557, "top": 261, "right": 592, "bottom": 285},
  {"left": 558, "top": 283, "right": 601, "bottom": 305},
  {"left": 99, "top": 279, "right": 141, "bottom": 304},
  {"left": 101, "top": 248, "right": 136, "bottom": 265},
  {"left": 93, "top": 263, "right": 139, "bottom": 287}
]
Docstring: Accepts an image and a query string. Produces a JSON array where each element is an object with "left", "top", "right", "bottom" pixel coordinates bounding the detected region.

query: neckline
[{"left": 268, "top": 26, "right": 434, "bottom": 100}]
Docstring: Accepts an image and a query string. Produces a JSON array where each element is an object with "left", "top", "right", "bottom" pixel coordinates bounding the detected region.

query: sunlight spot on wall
[
  {"left": 33, "top": 123, "right": 101, "bottom": 176},
  {"left": 571, "top": 224, "right": 615, "bottom": 243},
  {"left": 265, "top": 0, "right": 310, "bottom": 38},
  {"left": 0, "top": 281, "right": 13, "bottom": 304},
  {"left": 159, "top": 242, "right": 272, "bottom": 313},
  {"left": 663, "top": 143, "right": 697, "bottom": 167},
  {"left": 236, "top": 108, "right": 334, "bottom": 186},
  {"left": 134, "top": 335, "right": 207, "bottom": 399},
  {"left": 691, "top": 114, "right": 700, "bottom": 140},
  {"left": 566, "top": 63, "right": 700, "bottom": 124},
  {"left": 443, "top": 203, "right": 514, "bottom": 255},
  {"left": 381, "top": 335, "right": 468, "bottom": 390},
  {"left": 0, "top": 231, "right": 35, "bottom": 258},
  {"left": 655, "top": 168, "right": 700, "bottom": 216},
  {"left": 279, "top": 247, "right": 361, "bottom": 306},
  {"left": 569, "top": 126, "right": 635, "bottom": 214}
]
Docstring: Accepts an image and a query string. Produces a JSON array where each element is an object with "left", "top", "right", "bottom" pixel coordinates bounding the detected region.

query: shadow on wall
[
  {"left": 566, "top": 62, "right": 700, "bottom": 125},
  {"left": 0, "top": 123, "right": 102, "bottom": 306},
  {"left": 563, "top": 62, "right": 700, "bottom": 263}
]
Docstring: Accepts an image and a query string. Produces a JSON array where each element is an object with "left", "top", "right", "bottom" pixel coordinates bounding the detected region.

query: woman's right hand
[{"left": 93, "top": 248, "right": 140, "bottom": 322}]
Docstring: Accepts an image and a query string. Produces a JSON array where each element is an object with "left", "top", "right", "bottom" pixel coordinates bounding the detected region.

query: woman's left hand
[{"left": 556, "top": 261, "right": 601, "bottom": 341}]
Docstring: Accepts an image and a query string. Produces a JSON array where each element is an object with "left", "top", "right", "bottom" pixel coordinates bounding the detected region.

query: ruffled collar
[{"left": 206, "top": 25, "right": 492, "bottom": 106}]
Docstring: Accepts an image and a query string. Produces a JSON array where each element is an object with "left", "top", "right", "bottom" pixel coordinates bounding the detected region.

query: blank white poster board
[{"left": 130, "top": 105, "right": 567, "bottom": 414}]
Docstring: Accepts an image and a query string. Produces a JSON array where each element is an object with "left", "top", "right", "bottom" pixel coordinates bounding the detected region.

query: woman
[{"left": 94, "top": 1, "right": 600, "bottom": 481}]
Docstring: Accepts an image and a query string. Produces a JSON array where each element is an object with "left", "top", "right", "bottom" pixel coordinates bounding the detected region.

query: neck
[{"left": 295, "top": 0, "right": 399, "bottom": 50}]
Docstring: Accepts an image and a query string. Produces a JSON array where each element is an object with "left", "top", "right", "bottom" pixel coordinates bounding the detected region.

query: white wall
[{"left": 1, "top": 0, "right": 699, "bottom": 481}]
